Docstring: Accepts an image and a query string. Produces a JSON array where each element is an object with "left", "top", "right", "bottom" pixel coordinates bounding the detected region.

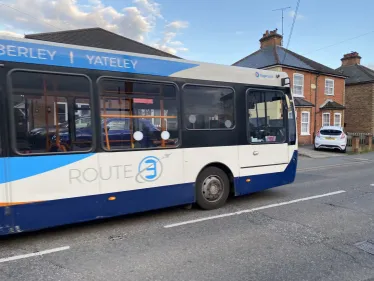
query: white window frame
[
  {"left": 293, "top": 73, "right": 304, "bottom": 97},
  {"left": 54, "top": 101, "right": 68, "bottom": 125},
  {"left": 325, "top": 78, "right": 334, "bottom": 96},
  {"left": 334, "top": 113, "right": 342, "bottom": 127},
  {"left": 300, "top": 111, "right": 310, "bottom": 135},
  {"left": 322, "top": 113, "right": 330, "bottom": 127},
  {"left": 76, "top": 102, "right": 90, "bottom": 117}
]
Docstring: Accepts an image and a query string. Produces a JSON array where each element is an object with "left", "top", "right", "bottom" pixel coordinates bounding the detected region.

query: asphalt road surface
[{"left": 1, "top": 153, "right": 374, "bottom": 281}]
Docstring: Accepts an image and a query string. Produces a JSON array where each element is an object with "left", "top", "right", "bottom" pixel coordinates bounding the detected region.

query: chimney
[
  {"left": 341, "top": 52, "right": 361, "bottom": 66},
  {"left": 259, "top": 28, "right": 283, "bottom": 49}
]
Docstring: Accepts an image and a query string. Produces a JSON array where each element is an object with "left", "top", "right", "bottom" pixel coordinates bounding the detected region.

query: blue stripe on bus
[
  {"left": 0, "top": 153, "right": 94, "bottom": 184},
  {"left": 0, "top": 38, "right": 198, "bottom": 76},
  {"left": 0, "top": 182, "right": 196, "bottom": 235},
  {"left": 0, "top": 151, "right": 297, "bottom": 235}
]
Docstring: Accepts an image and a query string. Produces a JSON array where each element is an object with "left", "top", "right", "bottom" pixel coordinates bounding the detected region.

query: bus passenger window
[
  {"left": 183, "top": 85, "right": 235, "bottom": 130},
  {"left": 99, "top": 79, "right": 179, "bottom": 150},
  {"left": 247, "top": 90, "right": 287, "bottom": 144},
  {"left": 10, "top": 71, "right": 93, "bottom": 154}
]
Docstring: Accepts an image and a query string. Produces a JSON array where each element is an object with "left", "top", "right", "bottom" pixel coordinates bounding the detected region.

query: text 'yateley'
[{"left": 86, "top": 55, "right": 138, "bottom": 69}]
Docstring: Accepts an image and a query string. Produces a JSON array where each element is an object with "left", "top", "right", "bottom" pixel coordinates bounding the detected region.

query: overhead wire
[
  {"left": 0, "top": 1, "right": 65, "bottom": 32},
  {"left": 302, "top": 30, "right": 374, "bottom": 56},
  {"left": 282, "top": 0, "right": 301, "bottom": 64}
]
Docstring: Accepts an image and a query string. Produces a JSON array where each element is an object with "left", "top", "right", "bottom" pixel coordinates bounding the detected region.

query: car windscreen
[{"left": 320, "top": 129, "right": 342, "bottom": 136}]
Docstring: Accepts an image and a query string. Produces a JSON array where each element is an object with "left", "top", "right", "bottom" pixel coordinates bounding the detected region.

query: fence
[{"left": 346, "top": 132, "right": 374, "bottom": 147}]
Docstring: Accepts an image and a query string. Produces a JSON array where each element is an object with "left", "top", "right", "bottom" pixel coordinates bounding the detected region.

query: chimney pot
[
  {"left": 341, "top": 51, "right": 361, "bottom": 66},
  {"left": 260, "top": 28, "right": 283, "bottom": 49}
]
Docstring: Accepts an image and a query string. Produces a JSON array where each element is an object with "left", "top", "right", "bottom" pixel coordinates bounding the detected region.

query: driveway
[{"left": 299, "top": 145, "right": 349, "bottom": 158}]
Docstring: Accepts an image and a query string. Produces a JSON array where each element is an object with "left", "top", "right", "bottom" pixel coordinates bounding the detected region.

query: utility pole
[{"left": 272, "top": 6, "right": 291, "bottom": 45}]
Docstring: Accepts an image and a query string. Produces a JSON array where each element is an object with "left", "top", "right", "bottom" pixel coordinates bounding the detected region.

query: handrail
[{"left": 101, "top": 114, "right": 177, "bottom": 119}]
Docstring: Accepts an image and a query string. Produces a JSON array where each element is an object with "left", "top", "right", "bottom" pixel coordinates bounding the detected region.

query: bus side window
[
  {"left": 99, "top": 79, "right": 179, "bottom": 150},
  {"left": 10, "top": 71, "right": 93, "bottom": 154},
  {"left": 183, "top": 85, "right": 235, "bottom": 130},
  {"left": 247, "top": 90, "right": 287, "bottom": 143}
]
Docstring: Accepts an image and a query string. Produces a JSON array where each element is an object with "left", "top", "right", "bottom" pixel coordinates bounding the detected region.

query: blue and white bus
[{"left": 0, "top": 36, "right": 297, "bottom": 235}]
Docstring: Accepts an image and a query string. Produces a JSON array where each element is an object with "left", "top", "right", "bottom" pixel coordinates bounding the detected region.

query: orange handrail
[
  {"left": 102, "top": 99, "right": 110, "bottom": 150},
  {"left": 43, "top": 79, "right": 50, "bottom": 151},
  {"left": 160, "top": 99, "right": 165, "bottom": 147},
  {"left": 101, "top": 114, "right": 177, "bottom": 119}
]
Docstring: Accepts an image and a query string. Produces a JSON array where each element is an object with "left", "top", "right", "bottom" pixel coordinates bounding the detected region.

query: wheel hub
[{"left": 202, "top": 175, "right": 224, "bottom": 202}]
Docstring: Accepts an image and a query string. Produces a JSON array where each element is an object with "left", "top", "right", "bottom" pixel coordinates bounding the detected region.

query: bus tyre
[{"left": 196, "top": 167, "right": 230, "bottom": 210}]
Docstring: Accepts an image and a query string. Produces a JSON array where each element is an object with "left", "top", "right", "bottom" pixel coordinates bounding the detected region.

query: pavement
[
  {"left": 1, "top": 152, "right": 374, "bottom": 281},
  {"left": 298, "top": 145, "right": 352, "bottom": 158}
]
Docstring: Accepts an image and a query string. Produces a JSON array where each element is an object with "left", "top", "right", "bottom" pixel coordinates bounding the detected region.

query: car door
[
  {"left": 106, "top": 119, "right": 130, "bottom": 148},
  {"left": 238, "top": 88, "right": 289, "bottom": 170}
]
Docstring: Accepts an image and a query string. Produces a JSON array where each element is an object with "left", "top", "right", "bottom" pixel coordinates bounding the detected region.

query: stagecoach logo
[
  {"left": 255, "top": 71, "right": 274, "bottom": 79},
  {"left": 136, "top": 156, "right": 163, "bottom": 183}
]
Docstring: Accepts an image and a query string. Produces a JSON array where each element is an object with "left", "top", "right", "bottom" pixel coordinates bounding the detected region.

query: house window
[
  {"left": 325, "top": 79, "right": 334, "bottom": 96},
  {"left": 322, "top": 113, "right": 330, "bottom": 126},
  {"left": 54, "top": 102, "right": 68, "bottom": 125},
  {"left": 293, "top": 73, "right": 304, "bottom": 97},
  {"left": 301, "top": 111, "right": 310, "bottom": 135},
  {"left": 334, "top": 113, "right": 341, "bottom": 127}
]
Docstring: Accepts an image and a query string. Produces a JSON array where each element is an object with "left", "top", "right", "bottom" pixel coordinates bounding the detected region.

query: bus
[{"left": 0, "top": 36, "right": 297, "bottom": 235}]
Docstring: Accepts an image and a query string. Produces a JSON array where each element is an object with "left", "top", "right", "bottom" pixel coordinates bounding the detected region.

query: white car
[{"left": 314, "top": 126, "right": 347, "bottom": 152}]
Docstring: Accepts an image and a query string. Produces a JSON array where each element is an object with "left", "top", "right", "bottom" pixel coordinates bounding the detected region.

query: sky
[{"left": 0, "top": 0, "right": 374, "bottom": 70}]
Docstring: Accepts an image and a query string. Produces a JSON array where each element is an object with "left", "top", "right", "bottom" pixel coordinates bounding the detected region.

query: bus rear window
[{"left": 320, "top": 129, "right": 342, "bottom": 136}]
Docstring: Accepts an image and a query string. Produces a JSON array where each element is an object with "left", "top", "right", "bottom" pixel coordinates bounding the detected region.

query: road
[{"left": 1, "top": 153, "right": 374, "bottom": 281}]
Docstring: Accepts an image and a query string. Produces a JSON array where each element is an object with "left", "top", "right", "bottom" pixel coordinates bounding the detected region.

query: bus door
[{"left": 239, "top": 89, "right": 289, "bottom": 171}]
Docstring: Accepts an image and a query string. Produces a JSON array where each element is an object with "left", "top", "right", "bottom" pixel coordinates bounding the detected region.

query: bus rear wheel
[{"left": 196, "top": 166, "right": 230, "bottom": 210}]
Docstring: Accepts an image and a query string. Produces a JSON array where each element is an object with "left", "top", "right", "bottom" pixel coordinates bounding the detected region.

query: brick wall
[
  {"left": 282, "top": 68, "right": 345, "bottom": 144},
  {"left": 344, "top": 83, "right": 374, "bottom": 133}
]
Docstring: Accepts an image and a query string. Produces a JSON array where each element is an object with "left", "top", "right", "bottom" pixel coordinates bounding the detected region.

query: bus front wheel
[{"left": 196, "top": 166, "right": 230, "bottom": 210}]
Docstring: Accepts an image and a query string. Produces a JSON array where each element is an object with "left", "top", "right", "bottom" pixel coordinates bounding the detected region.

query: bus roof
[{"left": 0, "top": 36, "right": 289, "bottom": 86}]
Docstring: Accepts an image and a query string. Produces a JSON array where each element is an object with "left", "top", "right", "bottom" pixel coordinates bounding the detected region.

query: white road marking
[
  {"left": 371, "top": 184, "right": 374, "bottom": 186},
  {"left": 164, "top": 190, "right": 346, "bottom": 228},
  {"left": 0, "top": 246, "right": 70, "bottom": 264},
  {"left": 353, "top": 158, "right": 370, "bottom": 161}
]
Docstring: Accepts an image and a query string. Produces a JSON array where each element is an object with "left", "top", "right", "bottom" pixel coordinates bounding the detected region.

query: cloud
[
  {"left": 166, "top": 20, "right": 189, "bottom": 29},
  {"left": 0, "top": 30, "right": 23, "bottom": 38},
  {"left": 367, "top": 64, "right": 374, "bottom": 70},
  {"left": 289, "top": 10, "right": 304, "bottom": 20},
  {"left": 0, "top": 0, "right": 189, "bottom": 55},
  {"left": 169, "top": 40, "right": 183, "bottom": 46},
  {"left": 133, "top": 0, "right": 163, "bottom": 19},
  {"left": 152, "top": 30, "right": 189, "bottom": 55}
]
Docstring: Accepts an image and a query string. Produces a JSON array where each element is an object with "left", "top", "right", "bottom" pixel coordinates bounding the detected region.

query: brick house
[
  {"left": 335, "top": 52, "right": 374, "bottom": 134},
  {"left": 232, "top": 29, "right": 347, "bottom": 145}
]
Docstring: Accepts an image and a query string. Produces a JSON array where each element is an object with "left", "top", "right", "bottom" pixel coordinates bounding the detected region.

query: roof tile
[
  {"left": 25, "top": 27, "right": 180, "bottom": 59},
  {"left": 294, "top": 97, "right": 314, "bottom": 107},
  {"left": 233, "top": 45, "right": 345, "bottom": 77},
  {"left": 336, "top": 64, "right": 374, "bottom": 85}
]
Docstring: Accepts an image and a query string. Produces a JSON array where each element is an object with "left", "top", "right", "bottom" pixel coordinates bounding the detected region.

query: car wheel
[
  {"left": 314, "top": 145, "right": 318, "bottom": 151},
  {"left": 195, "top": 166, "right": 230, "bottom": 210}
]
